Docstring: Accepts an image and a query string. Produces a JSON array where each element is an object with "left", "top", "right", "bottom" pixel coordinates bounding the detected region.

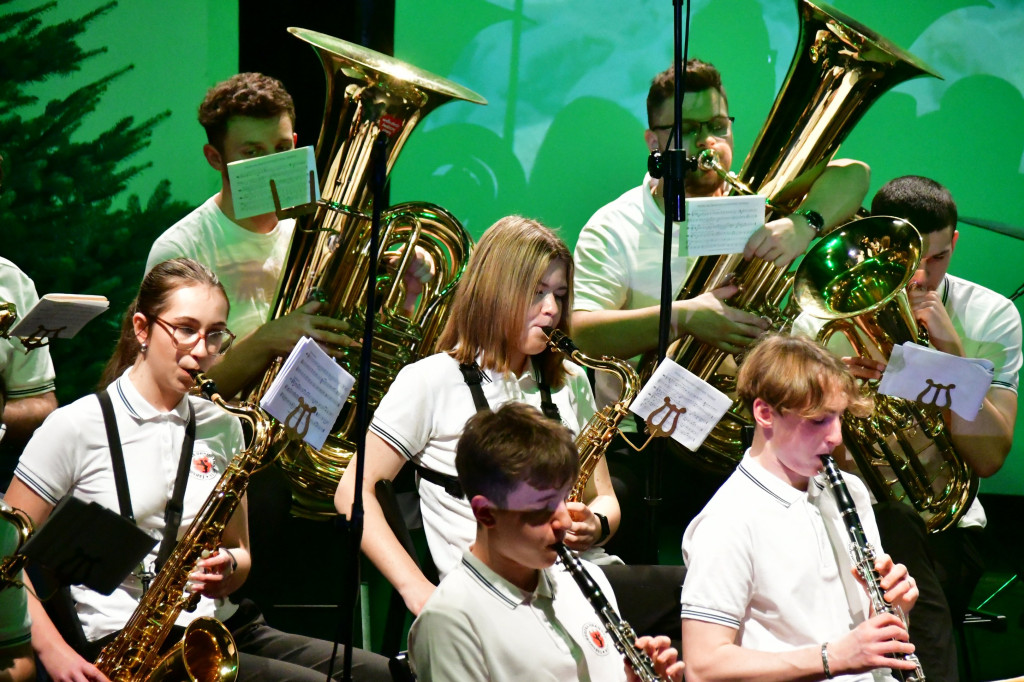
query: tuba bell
[
  {"left": 640, "top": 0, "right": 941, "bottom": 474},
  {"left": 793, "top": 216, "right": 977, "bottom": 532},
  {"left": 250, "top": 29, "right": 485, "bottom": 518}
]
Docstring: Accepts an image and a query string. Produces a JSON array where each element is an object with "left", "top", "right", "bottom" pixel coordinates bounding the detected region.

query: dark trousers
[
  {"left": 81, "top": 600, "right": 393, "bottom": 682},
  {"left": 599, "top": 563, "right": 686, "bottom": 650},
  {"left": 873, "top": 501, "right": 980, "bottom": 682}
]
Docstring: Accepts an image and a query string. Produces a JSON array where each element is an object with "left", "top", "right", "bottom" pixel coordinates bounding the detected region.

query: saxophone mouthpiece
[
  {"left": 543, "top": 327, "right": 579, "bottom": 355},
  {"left": 190, "top": 370, "right": 221, "bottom": 401}
]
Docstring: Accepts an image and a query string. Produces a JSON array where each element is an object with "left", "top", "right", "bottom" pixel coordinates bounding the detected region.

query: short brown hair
[
  {"left": 438, "top": 215, "right": 574, "bottom": 388},
  {"left": 198, "top": 72, "right": 296, "bottom": 152},
  {"left": 647, "top": 59, "right": 727, "bottom": 128},
  {"left": 456, "top": 402, "right": 578, "bottom": 507},
  {"left": 738, "top": 334, "right": 871, "bottom": 419}
]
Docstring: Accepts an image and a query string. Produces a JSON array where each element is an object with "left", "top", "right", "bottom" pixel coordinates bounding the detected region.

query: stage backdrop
[
  {"left": 388, "top": 0, "right": 1024, "bottom": 496},
  {"left": 4, "top": 0, "right": 1022, "bottom": 495}
]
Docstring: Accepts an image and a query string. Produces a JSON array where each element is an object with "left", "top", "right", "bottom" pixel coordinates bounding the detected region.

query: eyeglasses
[
  {"left": 650, "top": 116, "right": 734, "bottom": 140},
  {"left": 149, "top": 316, "right": 236, "bottom": 356}
]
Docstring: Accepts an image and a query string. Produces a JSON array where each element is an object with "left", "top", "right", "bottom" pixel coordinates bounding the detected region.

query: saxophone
[
  {"left": 0, "top": 499, "right": 32, "bottom": 593},
  {"left": 557, "top": 544, "right": 666, "bottom": 682},
  {"left": 819, "top": 455, "right": 925, "bottom": 682},
  {"left": 545, "top": 329, "right": 640, "bottom": 501},
  {"left": 94, "top": 372, "right": 285, "bottom": 681}
]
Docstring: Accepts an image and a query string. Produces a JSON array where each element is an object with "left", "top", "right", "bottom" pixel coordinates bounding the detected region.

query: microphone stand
[
  {"left": 645, "top": 0, "right": 697, "bottom": 564},
  {"left": 331, "top": 131, "right": 388, "bottom": 682}
]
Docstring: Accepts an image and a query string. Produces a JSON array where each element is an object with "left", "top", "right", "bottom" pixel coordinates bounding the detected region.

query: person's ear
[
  {"left": 203, "top": 144, "right": 225, "bottom": 172},
  {"left": 751, "top": 397, "right": 774, "bottom": 429},
  {"left": 950, "top": 228, "right": 959, "bottom": 253},
  {"left": 644, "top": 129, "right": 660, "bottom": 153},
  {"left": 132, "top": 312, "right": 150, "bottom": 347},
  {"left": 470, "top": 495, "right": 497, "bottom": 528}
]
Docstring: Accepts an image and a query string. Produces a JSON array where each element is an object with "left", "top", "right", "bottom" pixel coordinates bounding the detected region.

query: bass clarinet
[
  {"left": 556, "top": 544, "right": 666, "bottom": 682},
  {"left": 819, "top": 455, "right": 925, "bottom": 682}
]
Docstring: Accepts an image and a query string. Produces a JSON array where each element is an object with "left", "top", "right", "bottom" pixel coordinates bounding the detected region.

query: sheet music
[
  {"left": 684, "top": 194, "right": 766, "bottom": 257},
  {"left": 9, "top": 293, "right": 108, "bottom": 342},
  {"left": 629, "top": 358, "right": 733, "bottom": 451},
  {"left": 877, "top": 342, "right": 994, "bottom": 421},
  {"left": 259, "top": 337, "right": 355, "bottom": 450},
  {"left": 227, "top": 146, "right": 319, "bottom": 219}
]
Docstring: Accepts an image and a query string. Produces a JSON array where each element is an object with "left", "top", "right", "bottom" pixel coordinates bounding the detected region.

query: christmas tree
[{"left": 0, "top": 0, "right": 191, "bottom": 404}]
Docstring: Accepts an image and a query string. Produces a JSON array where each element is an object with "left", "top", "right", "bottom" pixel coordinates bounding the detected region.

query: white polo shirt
[
  {"left": 370, "top": 351, "right": 597, "bottom": 578},
  {"left": 573, "top": 175, "right": 697, "bottom": 417},
  {"left": 792, "top": 273, "right": 1023, "bottom": 527},
  {"left": 15, "top": 369, "right": 244, "bottom": 641},
  {"left": 145, "top": 196, "right": 295, "bottom": 341},
  {"left": 681, "top": 453, "right": 896, "bottom": 682},
  {"left": 409, "top": 550, "right": 626, "bottom": 682},
  {"left": 0, "top": 258, "right": 56, "bottom": 401}
]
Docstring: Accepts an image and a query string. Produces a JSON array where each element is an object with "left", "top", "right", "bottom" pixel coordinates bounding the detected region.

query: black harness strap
[{"left": 96, "top": 389, "right": 196, "bottom": 572}]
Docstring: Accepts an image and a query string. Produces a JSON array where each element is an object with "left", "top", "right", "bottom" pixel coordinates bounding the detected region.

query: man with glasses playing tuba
[{"left": 570, "top": 59, "right": 870, "bottom": 562}]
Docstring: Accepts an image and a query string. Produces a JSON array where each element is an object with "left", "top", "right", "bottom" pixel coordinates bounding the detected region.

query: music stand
[{"left": 21, "top": 495, "right": 156, "bottom": 596}]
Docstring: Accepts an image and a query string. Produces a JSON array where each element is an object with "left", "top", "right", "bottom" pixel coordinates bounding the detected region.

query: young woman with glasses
[{"left": 4, "top": 258, "right": 391, "bottom": 682}]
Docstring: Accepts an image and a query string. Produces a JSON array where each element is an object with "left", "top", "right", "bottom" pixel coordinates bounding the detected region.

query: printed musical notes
[
  {"left": 630, "top": 358, "right": 732, "bottom": 450},
  {"left": 684, "top": 194, "right": 766, "bottom": 257},
  {"left": 227, "top": 146, "right": 319, "bottom": 219},
  {"left": 259, "top": 336, "right": 355, "bottom": 449}
]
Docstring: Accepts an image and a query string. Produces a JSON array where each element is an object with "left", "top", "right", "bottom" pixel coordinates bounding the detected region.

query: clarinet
[
  {"left": 819, "top": 455, "right": 926, "bottom": 682},
  {"left": 556, "top": 544, "right": 665, "bottom": 682}
]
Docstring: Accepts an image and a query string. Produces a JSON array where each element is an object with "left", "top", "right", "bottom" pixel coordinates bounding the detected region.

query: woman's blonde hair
[
  {"left": 438, "top": 215, "right": 573, "bottom": 387},
  {"left": 737, "top": 333, "right": 872, "bottom": 419}
]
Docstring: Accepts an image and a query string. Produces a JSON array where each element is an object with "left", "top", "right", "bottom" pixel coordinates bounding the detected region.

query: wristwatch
[
  {"left": 794, "top": 208, "right": 825, "bottom": 235},
  {"left": 594, "top": 512, "right": 610, "bottom": 543}
]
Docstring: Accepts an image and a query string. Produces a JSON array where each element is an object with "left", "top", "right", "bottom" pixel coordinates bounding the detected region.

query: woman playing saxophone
[{"left": 4, "top": 258, "right": 390, "bottom": 682}]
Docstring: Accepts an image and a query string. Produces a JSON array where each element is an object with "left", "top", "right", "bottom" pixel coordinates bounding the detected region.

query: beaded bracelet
[{"left": 821, "top": 642, "right": 833, "bottom": 679}]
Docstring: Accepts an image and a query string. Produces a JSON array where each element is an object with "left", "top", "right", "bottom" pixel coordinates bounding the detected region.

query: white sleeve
[
  {"left": 409, "top": 602, "right": 488, "bottom": 681},
  {"left": 13, "top": 405, "right": 86, "bottom": 505},
  {"left": 680, "top": 508, "right": 752, "bottom": 630},
  {"left": 573, "top": 217, "right": 632, "bottom": 313},
  {"left": 368, "top": 361, "right": 436, "bottom": 462}
]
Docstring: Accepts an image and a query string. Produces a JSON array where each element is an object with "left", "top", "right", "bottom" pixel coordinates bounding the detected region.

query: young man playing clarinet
[
  {"left": 680, "top": 334, "right": 920, "bottom": 682},
  {"left": 409, "top": 402, "right": 683, "bottom": 682}
]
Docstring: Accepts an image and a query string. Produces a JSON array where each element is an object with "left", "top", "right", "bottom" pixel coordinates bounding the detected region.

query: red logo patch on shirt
[
  {"left": 190, "top": 452, "right": 219, "bottom": 480},
  {"left": 583, "top": 623, "right": 611, "bottom": 655}
]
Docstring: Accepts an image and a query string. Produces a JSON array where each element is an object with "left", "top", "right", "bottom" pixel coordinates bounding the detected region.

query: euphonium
[
  {"left": 819, "top": 455, "right": 926, "bottom": 681},
  {"left": 251, "top": 28, "right": 484, "bottom": 518},
  {"left": 643, "top": 0, "right": 941, "bottom": 473},
  {"left": 94, "top": 371, "right": 285, "bottom": 681},
  {"left": 0, "top": 499, "right": 33, "bottom": 593},
  {"left": 545, "top": 329, "right": 640, "bottom": 501},
  {"left": 794, "top": 217, "right": 976, "bottom": 532}
]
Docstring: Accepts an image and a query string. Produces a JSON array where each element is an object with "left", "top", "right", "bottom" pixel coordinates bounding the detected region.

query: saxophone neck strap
[
  {"left": 458, "top": 360, "right": 561, "bottom": 422},
  {"left": 96, "top": 389, "right": 196, "bottom": 572}
]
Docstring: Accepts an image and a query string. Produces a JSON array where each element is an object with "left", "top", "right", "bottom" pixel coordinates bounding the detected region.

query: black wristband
[
  {"left": 594, "top": 512, "right": 610, "bottom": 543},
  {"left": 794, "top": 208, "right": 825, "bottom": 234}
]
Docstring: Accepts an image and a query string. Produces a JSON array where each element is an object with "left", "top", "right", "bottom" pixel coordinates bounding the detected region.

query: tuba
[
  {"left": 94, "top": 372, "right": 284, "bottom": 681},
  {"left": 794, "top": 217, "right": 977, "bottom": 532},
  {"left": 643, "top": 0, "right": 941, "bottom": 473},
  {"left": 545, "top": 330, "right": 640, "bottom": 501},
  {"left": 250, "top": 28, "right": 484, "bottom": 518}
]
